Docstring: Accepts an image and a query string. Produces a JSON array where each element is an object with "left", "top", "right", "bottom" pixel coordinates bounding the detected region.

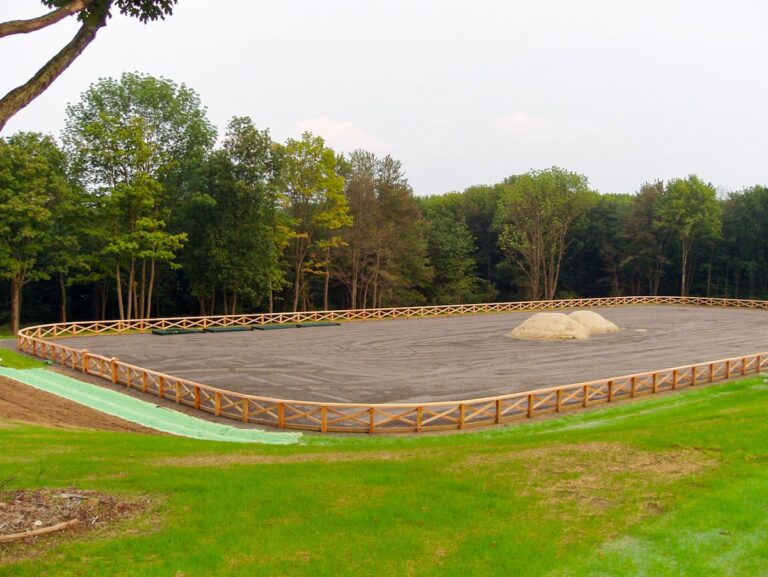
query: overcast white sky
[{"left": 2, "top": 0, "right": 767, "bottom": 195}]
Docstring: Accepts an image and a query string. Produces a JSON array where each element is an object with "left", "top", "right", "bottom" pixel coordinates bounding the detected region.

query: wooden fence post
[
  {"left": 321, "top": 406, "right": 328, "bottom": 433},
  {"left": 110, "top": 358, "right": 118, "bottom": 384},
  {"left": 369, "top": 407, "right": 375, "bottom": 434},
  {"left": 556, "top": 390, "right": 562, "bottom": 412},
  {"left": 495, "top": 399, "right": 502, "bottom": 423},
  {"left": 81, "top": 350, "right": 89, "bottom": 374},
  {"left": 459, "top": 403, "right": 466, "bottom": 428},
  {"left": 278, "top": 403, "right": 285, "bottom": 428},
  {"left": 416, "top": 406, "right": 423, "bottom": 432}
]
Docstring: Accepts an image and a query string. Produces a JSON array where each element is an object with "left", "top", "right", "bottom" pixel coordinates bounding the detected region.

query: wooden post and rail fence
[{"left": 15, "top": 296, "right": 768, "bottom": 434}]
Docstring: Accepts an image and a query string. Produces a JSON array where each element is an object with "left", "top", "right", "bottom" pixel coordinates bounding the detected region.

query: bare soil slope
[{"left": 0, "top": 377, "right": 154, "bottom": 433}]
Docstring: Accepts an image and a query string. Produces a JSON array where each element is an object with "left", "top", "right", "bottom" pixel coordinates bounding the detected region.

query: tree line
[{"left": 1, "top": 72, "right": 765, "bottom": 332}]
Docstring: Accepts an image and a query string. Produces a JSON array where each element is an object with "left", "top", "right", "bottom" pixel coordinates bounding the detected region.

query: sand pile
[
  {"left": 507, "top": 310, "right": 620, "bottom": 341},
  {"left": 568, "top": 310, "right": 620, "bottom": 334},
  {"left": 507, "top": 313, "right": 591, "bottom": 340}
]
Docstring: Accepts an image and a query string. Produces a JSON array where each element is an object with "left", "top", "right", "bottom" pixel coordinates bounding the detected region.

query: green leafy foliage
[
  {"left": 0, "top": 132, "right": 73, "bottom": 331},
  {"left": 42, "top": 0, "right": 177, "bottom": 24},
  {"left": 496, "top": 167, "right": 595, "bottom": 300}
]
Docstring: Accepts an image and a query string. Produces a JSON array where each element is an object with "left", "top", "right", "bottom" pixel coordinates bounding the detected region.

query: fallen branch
[{"left": 0, "top": 519, "right": 80, "bottom": 543}]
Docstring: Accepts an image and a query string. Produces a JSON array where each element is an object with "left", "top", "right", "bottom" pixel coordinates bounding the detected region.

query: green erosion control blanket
[{"left": 0, "top": 368, "right": 300, "bottom": 445}]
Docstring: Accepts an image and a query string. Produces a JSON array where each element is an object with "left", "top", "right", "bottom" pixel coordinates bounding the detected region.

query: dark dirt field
[{"left": 56, "top": 306, "right": 768, "bottom": 403}]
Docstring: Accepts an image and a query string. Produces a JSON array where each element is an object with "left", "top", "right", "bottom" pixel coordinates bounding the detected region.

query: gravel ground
[{"left": 56, "top": 305, "right": 768, "bottom": 403}]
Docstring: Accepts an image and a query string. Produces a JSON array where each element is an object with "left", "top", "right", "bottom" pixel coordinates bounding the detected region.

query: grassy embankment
[{"left": 2, "top": 375, "right": 768, "bottom": 576}]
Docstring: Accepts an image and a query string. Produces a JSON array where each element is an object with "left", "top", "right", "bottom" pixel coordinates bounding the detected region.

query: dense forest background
[{"left": 1, "top": 73, "right": 766, "bottom": 332}]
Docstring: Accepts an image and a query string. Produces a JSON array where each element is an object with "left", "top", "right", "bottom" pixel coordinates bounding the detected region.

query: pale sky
[{"left": 2, "top": 0, "right": 767, "bottom": 196}]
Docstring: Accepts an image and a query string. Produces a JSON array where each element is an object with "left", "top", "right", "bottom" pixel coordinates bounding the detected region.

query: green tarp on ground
[
  {"left": 152, "top": 328, "right": 204, "bottom": 335},
  {"left": 251, "top": 324, "right": 298, "bottom": 330},
  {"left": 202, "top": 326, "right": 252, "bottom": 333},
  {"left": 0, "top": 367, "right": 300, "bottom": 445}
]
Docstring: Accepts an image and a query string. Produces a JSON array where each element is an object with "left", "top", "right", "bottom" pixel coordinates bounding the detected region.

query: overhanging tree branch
[
  {"left": 0, "top": 0, "right": 91, "bottom": 39},
  {"left": 0, "top": 14, "right": 106, "bottom": 132}
]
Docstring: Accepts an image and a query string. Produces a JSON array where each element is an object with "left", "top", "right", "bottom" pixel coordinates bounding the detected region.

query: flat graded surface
[
  {"left": 0, "top": 376, "right": 154, "bottom": 433},
  {"left": 57, "top": 306, "right": 768, "bottom": 403}
]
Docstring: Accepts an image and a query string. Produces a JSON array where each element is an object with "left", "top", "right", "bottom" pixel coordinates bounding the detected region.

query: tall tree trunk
[
  {"left": 99, "top": 281, "right": 108, "bottom": 320},
  {"left": 139, "top": 259, "right": 146, "bottom": 320},
  {"left": 145, "top": 258, "right": 156, "bottom": 319},
  {"left": 680, "top": 241, "right": 691, "bottom": 297},
  {"left": 323, "top": 246, "right": 331, "bottom": 311},
  {"left": 10, "top": 276, "right": 22, "bottom": 335},
  {"left": 126, "top": 257, "right": 135, "bottom": 320},
  {"left": 350, "top": 246, "right": 359, "bottom": 310},
  {"left": 59, "top": 273, "right": 67, "bottom": 324},
  {"left": 371, "top": 253, "right": 381, "bottom": 309},
  {"left": 292, "top": 238, "right": 304, "bottom": 312},
  {"left": 115, "top": 265, "right": 125, "bottom": 321},
  {"left": 268, "top": 278, "right": 274, "bottom": 314}
]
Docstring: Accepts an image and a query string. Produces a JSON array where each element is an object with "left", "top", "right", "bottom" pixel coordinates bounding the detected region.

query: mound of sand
[
  {"left": 568, "top": 310, "right": 620, "bottom": 334},
  {"left": 507, "top": 313, "right": 591, "bottom": 341}
]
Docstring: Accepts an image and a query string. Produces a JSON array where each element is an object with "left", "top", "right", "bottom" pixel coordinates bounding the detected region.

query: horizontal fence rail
[{"left": 15, "top": 296, "right": 768, "bottom": 434}]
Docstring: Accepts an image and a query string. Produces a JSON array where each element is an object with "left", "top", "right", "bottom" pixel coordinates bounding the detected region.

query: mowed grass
[
  {"left": 0, "top": 349, "right": 44, "bottom": 370},
  {"left": 2, "top": 378, "right": 768, "bottom": 576}
]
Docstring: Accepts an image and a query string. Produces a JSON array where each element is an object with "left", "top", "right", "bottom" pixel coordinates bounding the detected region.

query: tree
[
  {"left": 0, "top": 0, "right": 177, "bottom": 132},
  {"left": 562, "top": 193, "right": 633, "bottom": 297},
  {"left": 495, "top": 167, "right": 594, "bottom": 300},
  {"left": 421, "top": 201, "right": 481, "bottom": 304},
  {"left": 458, "top": 185, "right": 502, "bottom": 289},
  {"left": 621, "top": 181, "right": 668, "bottom": 295},
  {"left": 63, "top": 72, "right": 215, "bottom": 319},
  {"left": 179, "top": 117, "right": 285, "bottom": 315},
  {"left": 336, "top": 151, "right": 430, "bottom": 309},
  {"left": 0, "top": 132, "right": 72, "bottom": 333},
  {"left": 281, "top": 132, "right": 349, "bottom": 311},
  {"left": 654, "top": 175, "right": 721, "bottom": 296},
  {"left": 38, "top": 182, "right": 90, "bottom": 323}
]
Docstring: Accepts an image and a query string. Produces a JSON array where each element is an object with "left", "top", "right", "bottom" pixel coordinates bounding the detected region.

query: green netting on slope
[{"left": 0, "top": 368, "right": 301, "bottom": 445}]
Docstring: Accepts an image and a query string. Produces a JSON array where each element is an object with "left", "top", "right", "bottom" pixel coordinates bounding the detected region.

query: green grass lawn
[
  {"left": 2, "top": 377, "right": 768, "bottom": 576},
  {"left": 0, "top": 349, "right": 44, "bottom": 370}
]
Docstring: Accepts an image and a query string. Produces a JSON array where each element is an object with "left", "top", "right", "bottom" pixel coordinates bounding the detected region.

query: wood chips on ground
[{"left": 0, "top": 488, "right": 150, "bottom": 563}]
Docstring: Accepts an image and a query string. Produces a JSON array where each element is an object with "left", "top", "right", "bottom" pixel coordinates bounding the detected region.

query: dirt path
[
  {"left": 0, "top": 377, "right": 155, "bottom": 434},
  {"left": 56, "top": 305, "right": 768, "bottom": 404}
]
